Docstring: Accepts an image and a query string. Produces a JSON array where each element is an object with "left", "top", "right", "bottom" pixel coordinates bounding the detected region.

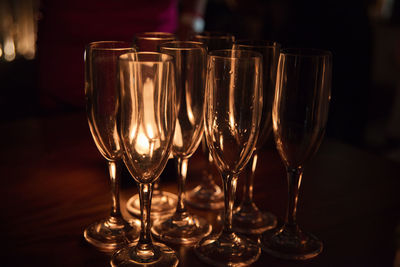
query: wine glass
[
  {"left": 260, "top": 48, "right": 332, "bottom": 260},
  {"left": 126, "top": 32, "right": 178, "bottom": 219},
  {"left": 151, "top": 41, "right": 211, "bottom": 245},
  {"left": 232, "top": 40, "right": 280, "bottom": 234},
  {"left": 83, "top": 41, "right": 139, "bottom": 252},
  {"left": 111, "top": 52, "right": 178, "bottom": 266},
  {"left": 185, "top": 32, "right": 235, "bottom": 210},
  {"left": 194, "top": 49, "right": 263, "bottom": 266}
]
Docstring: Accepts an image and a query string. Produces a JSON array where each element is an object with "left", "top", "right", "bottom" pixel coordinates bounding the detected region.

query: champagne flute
[
  {"left": 186, "top": 32, "right": 235, "bottom": 210},
  {"left": 194, "top": 49, "right": 263, "bottom": 266},
  {"left": 151, "top": 41, "right": 211, "bottom": 245},
  {"left": 126, "top": 32, "right": 178, "bottom": 219},
  {"left": 84, "top": 41, "right": 139, "bottom": 252},
  {"left": 232, "top": 40, "right": 280, "bottom": 234},
  {"left": 111, "top": 52, "right": 178, "bottom": 266},
  {"left": 260, "top": 48, "right": 332, "bottom": 260}
]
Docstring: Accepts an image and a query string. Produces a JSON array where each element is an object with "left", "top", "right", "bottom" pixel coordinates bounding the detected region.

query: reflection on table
[{"left": 1, "top": 112, "right": 399, "bottom": 266}]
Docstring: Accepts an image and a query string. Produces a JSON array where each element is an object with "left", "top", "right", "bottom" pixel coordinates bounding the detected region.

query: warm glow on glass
[
  {"left": 251, "top": 153, "right": 258, "bottom": 173},
  {"left": 174, "top": 120, "right": 184, "bottom": 147},
  {"left": 186, "top": 92, "right": 196, "bottom": 125},
  {"left": 0, "top": 43, "right": 3, "bottom": 58},
  {"left": 228, "top": 68, "right": 236, "bottom": 132},
  {"left": 133, "top": 77, "right": 160, "bottom": 156},
  {"left": 135, "top": 131, "right": 157, "bottom": 156},
  {"left": 272, "top": 66, "right": 281, "bottom": 136},
  {"left": 143, "top": 78, "right": 156, "bottom": 139},
  {"left": 112, "top": 124, "right": 121, "bottom": 152},
  {"left": 136, "top": 132, "right": 149, "bottom": 153}
]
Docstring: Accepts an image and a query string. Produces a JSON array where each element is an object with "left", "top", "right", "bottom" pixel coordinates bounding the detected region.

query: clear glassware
[
  {"left": 194, "top": 49, "right": 263, "bottom": 266},
  {"left": 126, "top": 32, "right": 178, "bottom": 219},
  {"left": 260, "top": 48, "right": 332, "bottom": 260},
  {"left": 185, "top": 32, "right": 235, "bottom": 210},
  {"left": 151, "top": 41, "right": 211, "bottom": 245},
  {"left": 192, "top": 31, "right": 235, "bottom": 51},
  {"left": 83, "top": 41, "right": 139, "bottom": 253},
  {"left": 231, "top": 40, "right": 281, "bottom": 234},
  {"left": 134, "top": 32, "right": 176, "bottom": 52},
  {"left": 111, "top": 52, "right": 178, "bottom": 267}
]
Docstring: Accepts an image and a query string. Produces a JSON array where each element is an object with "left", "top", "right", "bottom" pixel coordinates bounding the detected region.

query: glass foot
[
  {"left": 152, "top": 213, "right": 212, "bottom": 245},
  {"left": 195, "top": 231, "right": 261, "bottom": 266},
  {"left": 260, "top": 225, "right": 323, "bottom": 260},
  {"left": 186, "top": 184, "right": 224, "bottom": 210},
  {"left": 126, "top": 190, "right": 177, "bottom": 219},
  {"left": 111, "top": 241, "right": 179, "bottom": 267},
  {"left": 233, "top": 202, "right": 277, "bottom": 234},
  {"left": 84, "top": 217, "right": 140, "bottom": 253}
]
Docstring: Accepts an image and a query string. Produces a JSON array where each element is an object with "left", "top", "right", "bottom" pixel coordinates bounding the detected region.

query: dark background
[{"left": 1, "top": 0, "right": 400, "bottom": 162}]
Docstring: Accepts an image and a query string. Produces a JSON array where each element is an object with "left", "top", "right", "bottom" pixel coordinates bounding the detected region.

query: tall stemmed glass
[
  {"left": 151, "top": 41, "right": 211, "bottom": 245},
  {"left": 186, "top": 32, "right": 235, "bottom": 210},
  {"left": 261, "top": 48, "right": 332, "bottom": 260},
  {"left": 126, "top": 32, "right": 178, "bottom": 219},
  {"left": 194, "top": 49, "right": 263, "bottom": 266},
  {"left": 232, "top": 40, "right": 280, "bottom": 234},
  {"left": 111, "top": 52, "right": 178, "bottom": 266},
  {"left": 84, "top": 41, "right": 139, "bottom": 252}
]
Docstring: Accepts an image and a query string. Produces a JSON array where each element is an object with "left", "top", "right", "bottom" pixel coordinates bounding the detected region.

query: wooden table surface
[{"left": 1, "top": 112, "right": 399, "bottom": 266}]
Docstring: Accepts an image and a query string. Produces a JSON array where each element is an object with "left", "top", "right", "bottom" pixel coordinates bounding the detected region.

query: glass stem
[
  {"left": 285, "top": 167, "right": 303, "bottom": 228},
  {"left": 206, "top": 152, "right": 217, "bottom": 185},
  {"left": 175, "top": 157, "right": 189, "bottom": 216},
  {"left": 136, "top": 182, "right": 155, "bottom": 256},
  {"left": 242, "top": 152, "right": 258, "bottom": 204},
  {"left": 222, "top": 172, "right": 238, "bottom": 234},
  {"left": 201, "top": 137, "right": 216, "bottom": 188},
  {"left": 108, "top": 160, "right": 121, "bottom": 218}
]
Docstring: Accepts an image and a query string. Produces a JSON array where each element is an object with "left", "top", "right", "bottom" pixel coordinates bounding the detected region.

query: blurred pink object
[{"left": 37, "top": 0, "right": 178, "bottom": 110}]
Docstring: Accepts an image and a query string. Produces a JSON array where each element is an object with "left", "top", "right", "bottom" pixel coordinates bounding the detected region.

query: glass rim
[
  {"left": 280, "top": 48, "right": 332, "bottom": 58},
  {"left": 193, "top": 31, "right": 234, "bottom": 40},
  {"left": 234, "top": 40, "right": 281, "bottom": 49},
  {"left": 208, "top": 49, "right": 262, "bottom": 60},
  {"left": 119, "top": 51, "right": 174, "bottom": 63},
  {"left": 159, "top": 41, "right": 207, "bottom": 51},
  {"left": 135, "top": 32, "right": 176, "bottom": 40},
  {"left": 87, "top": 41, "right": 134, "bottom": 51}
]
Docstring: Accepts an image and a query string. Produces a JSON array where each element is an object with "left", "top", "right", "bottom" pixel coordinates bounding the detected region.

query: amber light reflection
[{"left": 133, "top": 77, "right": 159, "bottom": 158}]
